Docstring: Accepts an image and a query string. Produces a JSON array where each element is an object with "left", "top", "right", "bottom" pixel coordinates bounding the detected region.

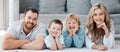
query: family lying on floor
[{"left": 2, "top": 3, "right": 115, "bottom": 51}]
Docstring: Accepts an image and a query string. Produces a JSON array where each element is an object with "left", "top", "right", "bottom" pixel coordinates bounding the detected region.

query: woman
[{"left": 85, "top": 3, "right": 115, "bottom": 51}]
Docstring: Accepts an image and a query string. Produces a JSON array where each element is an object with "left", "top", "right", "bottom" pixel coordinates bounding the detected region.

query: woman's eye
[
  {"left": 94, "top": 14, "right": 97, "bottom": 16},
  {"left": 100, "top": 13, "right": 103, "bottom": 15}
]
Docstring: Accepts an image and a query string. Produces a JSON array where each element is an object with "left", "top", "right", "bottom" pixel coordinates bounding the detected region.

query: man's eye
[{"left": 28, "top": 16, "right": 31, "bottom": 19}]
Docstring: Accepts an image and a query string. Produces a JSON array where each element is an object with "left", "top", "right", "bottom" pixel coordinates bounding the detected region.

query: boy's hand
[{"left": 55, "top": 31, "right": 61, "bottom": 38}]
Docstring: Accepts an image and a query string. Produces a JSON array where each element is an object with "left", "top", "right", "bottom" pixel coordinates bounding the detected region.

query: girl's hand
[
  {"left": 67, "top": 28, "right": 73, "bottom": 37},
  {"left": 72, "top": 27, "right": 78, "bottom": 35}
]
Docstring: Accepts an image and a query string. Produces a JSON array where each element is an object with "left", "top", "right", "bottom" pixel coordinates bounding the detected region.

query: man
[{"left": 2, "top": 7, "right": 46, "bottom": 50}]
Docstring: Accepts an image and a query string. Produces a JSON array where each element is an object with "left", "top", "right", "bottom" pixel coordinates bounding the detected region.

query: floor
[{"left": 0, "top": 30, "right": 120, "bottom": 52}]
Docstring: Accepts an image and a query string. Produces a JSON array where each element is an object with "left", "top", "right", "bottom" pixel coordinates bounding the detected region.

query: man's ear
[{"left": 23, "top": 14, "right": 25, "bottom": 19}]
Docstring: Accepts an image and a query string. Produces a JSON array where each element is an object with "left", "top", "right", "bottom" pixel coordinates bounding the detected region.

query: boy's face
[
  {"left": 49, "top": 23, "right": 62, "bottom": 37},
  {"left": 66, "top": 19, "right": 79, "bottom": 31}
]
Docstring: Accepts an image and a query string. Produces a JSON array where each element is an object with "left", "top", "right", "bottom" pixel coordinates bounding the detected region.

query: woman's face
[
  {"left": 66, "top": 19, "right": 79, "bottom": 31},
  {"left": 93, "top": 9, "right": 105, "bottom": 26}
]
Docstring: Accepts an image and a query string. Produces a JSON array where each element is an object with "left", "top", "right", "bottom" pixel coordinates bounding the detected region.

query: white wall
[
  {"left": 0, "top": 0, "right": 9, "bottom": 29},
  {"left": 9, "top": 0, "right": 19, "bottom": 25},
  {"left": 0, "top": 0, "right": 19, "bottom": 30},
  {"left": 0, "top": 0, "right": 9, "bottom": 30}
]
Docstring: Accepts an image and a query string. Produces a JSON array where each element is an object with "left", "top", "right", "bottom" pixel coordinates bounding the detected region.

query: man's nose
[{"left": 30, "top": 19, "right": 33, "bottom": 23}]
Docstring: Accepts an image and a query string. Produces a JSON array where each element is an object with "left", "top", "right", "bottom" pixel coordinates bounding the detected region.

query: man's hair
[
  {"left": 24, "top": 7, "right": 39, "bottom": 15},
  {"left": 48, "top": 19, "right": 63, "bottom": 30}
]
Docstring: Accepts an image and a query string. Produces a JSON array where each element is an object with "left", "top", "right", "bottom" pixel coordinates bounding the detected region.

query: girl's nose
[{"left": 70, "top": 23, "right": 73, "bottom": 26}]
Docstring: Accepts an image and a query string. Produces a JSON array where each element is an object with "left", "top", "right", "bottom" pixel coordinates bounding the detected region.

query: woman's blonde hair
[
  {"left": 85, "top": 3, "right": 112, "bottom": 42},
  {"left": 66, "top": 13, "right": 81, "bottom": 27}
]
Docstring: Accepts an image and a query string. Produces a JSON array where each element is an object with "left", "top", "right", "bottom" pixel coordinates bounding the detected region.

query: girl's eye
[
  {"left": 68, "top": 22, "right": 71, "bottom": 24},
  {"left": 73, "top": 22, "right": 76, "bottom": 24}
]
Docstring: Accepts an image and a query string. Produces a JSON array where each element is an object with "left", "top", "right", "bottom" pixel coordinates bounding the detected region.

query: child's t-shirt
[{"left": 44, "top": 35, "right": 64, "bottom": 48}]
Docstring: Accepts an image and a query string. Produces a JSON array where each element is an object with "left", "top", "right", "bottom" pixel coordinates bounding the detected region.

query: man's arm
[
  {"left": 20, "top": 36, "right": 46, "bottom": 50},
  {"left": 2, "top": 35, "right": 30, "bottom": 50}
]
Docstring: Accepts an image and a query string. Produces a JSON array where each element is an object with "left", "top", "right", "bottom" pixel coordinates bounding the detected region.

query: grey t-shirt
[{"left": 6, "top": 20, "right": 47, "bottom": 41}]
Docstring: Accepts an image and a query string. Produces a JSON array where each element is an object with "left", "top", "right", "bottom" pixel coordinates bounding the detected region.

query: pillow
[
  {"left": 39, "top": 0, "right": 65, "bottom": 14},
  {"left": 91, "top": 0, "right": 120, "bottom": 14},
  {"left": 118, "top": 0, "right": 120, "bottom": 4},
  {"left": 67, "top": 0, "right": 91, "bottom": 15}
]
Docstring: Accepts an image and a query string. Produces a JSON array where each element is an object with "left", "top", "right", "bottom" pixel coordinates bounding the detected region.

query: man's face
[{"left": 23, "top": 10, "right": 38, "bottom": 30}]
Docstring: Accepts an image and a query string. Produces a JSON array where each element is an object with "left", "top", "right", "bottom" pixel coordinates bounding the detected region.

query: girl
[
  {"left": 85, "top": 3, "right": 115, "bottom": 51},
  {"left": 62, "top": 13, "right": 85, "bottom": 48}
]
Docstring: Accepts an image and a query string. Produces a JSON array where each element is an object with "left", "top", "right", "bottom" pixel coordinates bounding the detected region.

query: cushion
[
  {"left": 67, "top": 0, "right": 91, "bottom": 15},
  {"left": 91, "top": 0, "right": 120, "bottom": 14},
  {"left": 39, "top": 0, "right": 65, "bottom": 14},
  {"left": 118, "top": 0, "right": 120, "bottom": 4}
]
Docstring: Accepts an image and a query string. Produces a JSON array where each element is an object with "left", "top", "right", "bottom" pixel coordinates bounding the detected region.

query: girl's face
[
  {"left": 49, "top": 23, "right": 62, "bottom": 37},
  {"left": 66, "top": 19, "right": 79, "bottom": 31},
  {"left": 93, "top": 9, "right": 105, "bottom": 26}
]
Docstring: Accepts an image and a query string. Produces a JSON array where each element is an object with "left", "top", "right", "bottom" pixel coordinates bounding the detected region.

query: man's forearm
[
  {"left": 20, "top": 36, "right": 45, "bottom": 50},
  {"left": 20, "top": 41, "right": 44, "bottom": 50},
  {"left": 2, "top": 39, "right": 29, "bottom": 50}
]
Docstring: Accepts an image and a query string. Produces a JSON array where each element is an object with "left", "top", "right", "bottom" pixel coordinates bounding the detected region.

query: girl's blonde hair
[
  {"left": 66, "top": 13, "right": 81, "bottom": 27},
  {"left": 85, "top": 3, "right": 112, "bottom": 42}
]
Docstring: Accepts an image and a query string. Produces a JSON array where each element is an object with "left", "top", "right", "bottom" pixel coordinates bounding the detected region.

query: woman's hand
[
  {"left": 97, "top": 45, "right": 108, "bottom": 51},
  {"left": 97, "top": 22, "right": 109, "bottom": 38}
]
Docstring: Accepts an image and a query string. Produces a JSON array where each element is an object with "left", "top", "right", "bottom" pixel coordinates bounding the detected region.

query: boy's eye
[
  {"left": 52, "top": 27, "right": 55, "bottom": 29},
  {"left": 57, "top": 29, "right": 60, "bottom": 30}
]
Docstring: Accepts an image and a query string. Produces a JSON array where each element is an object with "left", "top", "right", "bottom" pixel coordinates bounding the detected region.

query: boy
[{"left": 44, "top": 19, "right": 64, "bottom": 50}]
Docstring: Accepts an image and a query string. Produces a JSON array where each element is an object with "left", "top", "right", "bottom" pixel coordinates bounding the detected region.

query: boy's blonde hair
[{"left": 66, "top": 13, "right": 81, "bottom": 27}]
